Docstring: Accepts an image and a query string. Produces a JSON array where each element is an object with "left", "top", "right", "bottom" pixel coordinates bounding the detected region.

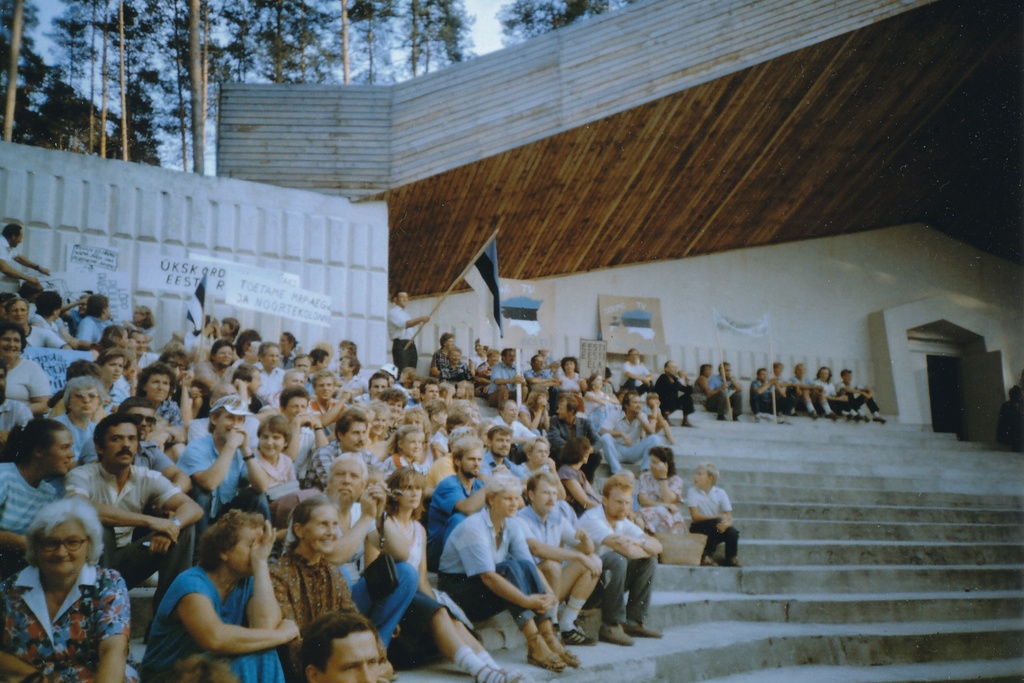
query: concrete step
[
  {"left": 700, "top": 659, "right": 1024, "bottom": 683},
  {"left": 669, "top": 466, "right": 1024, "bottom": 499},
  {"left": 740, "top": 540, "right": 1024, "bottom": 566},
  {"left": 739, "top": 519, "right": 1024, "bottom": 542},
  {"left": 652, "top": 564, "right": 1024, "bottom": 594},
  {"left": 642, "top": 590, "right": 1024, "bottom": 627},
  {"left": 721, "top": 482, "right": 1024, "bottom": 508},
  {"left": 741, "top": 502, "right": 1024, "bottom": 525},
  {"left": 429, "top": 619, "right": 1024, "bottom": 682},
  {"left": 676, "top": 412, "right": 995, "bottom": 450}
]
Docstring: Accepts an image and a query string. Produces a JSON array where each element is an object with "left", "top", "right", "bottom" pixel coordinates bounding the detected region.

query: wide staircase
[{"left": 131, "top": 414, "right": 1024, "bottom": 681}]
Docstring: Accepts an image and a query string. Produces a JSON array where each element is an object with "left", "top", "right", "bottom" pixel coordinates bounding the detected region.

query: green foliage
[{"left": 498, "top": 0, "right": 637, "bottom": 43}]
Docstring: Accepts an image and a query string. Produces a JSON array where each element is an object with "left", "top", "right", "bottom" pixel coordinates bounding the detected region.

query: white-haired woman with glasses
[{"left": 0, "top": 497, "right": 136, "bottom": 683}]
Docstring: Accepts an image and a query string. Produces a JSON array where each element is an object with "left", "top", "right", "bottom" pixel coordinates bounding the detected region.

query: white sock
[
  {"left": 476, "top": 650, "right": 498, "bottom": 669},
  {"left": 804, "top": 400, "right": 814, "bottom": 412},
  {"left": 561, "top": 597, "right": 586, "bottom": 629},
  {"left": 454, "top": 646, "right": 486, "bottom": 677}
]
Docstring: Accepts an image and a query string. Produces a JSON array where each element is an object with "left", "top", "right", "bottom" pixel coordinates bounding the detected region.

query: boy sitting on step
[{"left": 687, "top": 462, "right": 741, "bottom": 567}]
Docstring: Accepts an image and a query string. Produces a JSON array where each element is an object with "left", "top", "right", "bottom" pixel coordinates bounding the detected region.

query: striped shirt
[{"left": 0, "top": 463, "right": 60, "bottom": 536}]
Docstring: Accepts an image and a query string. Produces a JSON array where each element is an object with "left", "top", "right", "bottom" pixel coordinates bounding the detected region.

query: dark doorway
[{"left": 927, "top": 355, "right": 964, "bottom": 439}]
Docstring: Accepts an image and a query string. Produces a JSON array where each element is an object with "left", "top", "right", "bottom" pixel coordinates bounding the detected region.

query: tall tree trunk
[
  {"left": 172, "top": 0, "right": 188, "bottom": 170},
  {"left": 100, "top": 3, "right": 110, "bottom": 158},
  {"left": 89, "top": 0, "right": 97, "bottom": 153},
  {"left": 274, "top": 0, "right": 283, "bottom": 82},
  {"left": 341, "top": 0, "right": 349, "bottom": 84},
  {"left": 410, "top": 0, "right": 419, "bottom": 77},
  {"left": 3, "top": 0, "right": 25, "bottom": 142},
  {"left": 189, "top": 0, "right": 204, "bottom": 173},
  {"left": 118, "top": 0, "right": 128, "bottom": 160},
  {"left": 202, "top": 0, "right": 209, "bottom": 152},
  {"left": 300, "top": 0, "right": 307, "bottom": 82}
]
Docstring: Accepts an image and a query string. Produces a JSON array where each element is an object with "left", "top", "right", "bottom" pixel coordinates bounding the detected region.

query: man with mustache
[{"left": 65, "top": 413, "right": 202, "bottom": 609}]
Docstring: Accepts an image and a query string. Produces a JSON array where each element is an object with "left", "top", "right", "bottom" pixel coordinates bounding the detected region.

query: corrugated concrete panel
[{"left": 0, "top": 142, "right": 390, "bottom": 367}]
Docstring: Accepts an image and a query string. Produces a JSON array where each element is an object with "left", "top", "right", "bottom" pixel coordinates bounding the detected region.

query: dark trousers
[
  {"left": 847, "top": 395, "right": 880, "bottom": 414},
  {"left": 392, "top": 339, "right": 418, "bottom": 374},
  {"left": 689, "top": 519, "right": 739, "bottom": 561},
  {"left": 102, "top": 524, "right": 195, "bottom": 611},
  {"left": 661, "top": 389, "right": 695, "bottom": 418},
  {"left": 588, "top": 551, "right": 656, "bottom": 626},
  {"left": 438, "top": 558, "right": 553, "bottom": 629},
  {"left": 708, "top": 390, "right": 743, "bottom": 418}
]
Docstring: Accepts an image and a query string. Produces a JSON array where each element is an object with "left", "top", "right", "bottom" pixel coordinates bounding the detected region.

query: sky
[{"left": 29, "top": 0, "right": 510, "bottom": 65}]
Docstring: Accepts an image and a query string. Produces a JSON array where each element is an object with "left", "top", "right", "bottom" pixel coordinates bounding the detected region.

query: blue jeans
[
  {"left": 345, "top": 562, "right": 418, "bottom": 647},
  {"left": 598, "top": 434, "right": 664, "bottom": 473}
]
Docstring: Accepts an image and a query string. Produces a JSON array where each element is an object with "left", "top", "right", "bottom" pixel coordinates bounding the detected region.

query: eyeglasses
[
  {"left": 38, "top": 537, "right": 87, "bottom": 552},
  {"left": 70, "top": 392, "right": 100, "bottom": 401},
  {"left": 133, "top": 415, "right": 157, "bottom": 425}
]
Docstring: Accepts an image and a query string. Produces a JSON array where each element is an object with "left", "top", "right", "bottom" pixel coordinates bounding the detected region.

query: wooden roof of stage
[{"left": 218, "top": 0, "right": 1022, "bottom": 297}]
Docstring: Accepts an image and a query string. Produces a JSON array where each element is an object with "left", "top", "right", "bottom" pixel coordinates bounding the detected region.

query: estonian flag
[
  {"left": 464, "top": 238, "right": 503, "bottom": 341},
  {"left": 187, "top": 274, "right": 207, "bottom": 334}
]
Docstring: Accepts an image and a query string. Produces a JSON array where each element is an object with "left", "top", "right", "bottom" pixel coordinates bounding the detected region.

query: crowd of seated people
[{"left": 0, "top": 247, "right": 921, "bottom": 682}]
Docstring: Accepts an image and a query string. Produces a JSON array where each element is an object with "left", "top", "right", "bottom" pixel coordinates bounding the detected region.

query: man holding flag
[{"left": 388, "top": 290, "right": 430, "bottom": 373}]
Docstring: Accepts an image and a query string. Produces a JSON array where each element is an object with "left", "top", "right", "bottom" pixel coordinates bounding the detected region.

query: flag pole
[
  {"left": 768, "top": 316, "right": 777, "bottom": 424},
  {"left": 405, "top": 228, "right": 500, "bottom": 350},
  {"left": 712, "top": 309, "right": 731, "bottom": 421},
  {"left": 515, "top": 347, "right": 522, "bottom": 406}
]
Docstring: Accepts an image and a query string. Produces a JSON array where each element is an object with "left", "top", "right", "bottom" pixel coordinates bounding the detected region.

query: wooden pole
[
  {"left": 3, "top": 0, "right": 25, "bottom": 142},
  {"left": 405, "top": 228, "right": 500, "bottom": 350},
  {"left": 712, "top": 311, "right": 731, "bottom": 420},
  {"left": 769, "top": 319, "right": 777, "bottom": 424}
]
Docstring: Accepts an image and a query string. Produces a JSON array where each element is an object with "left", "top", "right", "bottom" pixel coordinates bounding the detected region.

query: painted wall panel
[{"left": 0, "top": 142, "right": 390, "bottom": 368}]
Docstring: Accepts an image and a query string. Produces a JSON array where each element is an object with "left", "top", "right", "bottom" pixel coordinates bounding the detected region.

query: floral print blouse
[{"left": 0, "top": 565, "right": 136, "bottom": 683}]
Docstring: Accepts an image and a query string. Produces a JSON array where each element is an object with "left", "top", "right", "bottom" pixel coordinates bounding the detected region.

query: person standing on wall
[{"left": 388, "top": 291, "right": 430, "bottom": 374}]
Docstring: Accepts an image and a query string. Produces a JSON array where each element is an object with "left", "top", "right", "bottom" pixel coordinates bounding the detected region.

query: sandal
[
  {"left": 525, "top": 632, "right": 565, "bottom": 673},
  {"left": 541, "top": 624, "right": 580, "bottom": 668}
]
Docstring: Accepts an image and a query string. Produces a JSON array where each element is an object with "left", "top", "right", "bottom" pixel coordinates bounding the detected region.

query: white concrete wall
[
  {"left": 407, "top": 224, "right": 1023, "bottom": 425},
  {"left": 0, "top": 143, "right": 390, "bottom": 367}
]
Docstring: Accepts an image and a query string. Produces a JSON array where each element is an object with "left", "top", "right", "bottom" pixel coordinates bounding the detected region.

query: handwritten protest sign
[
  {"left": 24, "top": 347, "right": 93, "bottom": 394},
  {"left": 498, "top": 279, "right": 556, "bottom": 349},
  {"left": 39, "top": 271, "right": 133, "bottom": 323},
  {"left": 191, "top": 253, "right": 300, "bottom": 288},
  {"left": 137, "top": 247, "right": 300, "bottom": 296},
  {"left": 578, "top": 340, "right": 607, "bottom": 379},
  {"left": 598, "top": 295, "right": 666, "bottom": 354},
  {"left": 224, "top": 273, "right": 332, "bottom": 327},
  {"left": 66, "top": 245, "right": 119, "bottom": 272}
]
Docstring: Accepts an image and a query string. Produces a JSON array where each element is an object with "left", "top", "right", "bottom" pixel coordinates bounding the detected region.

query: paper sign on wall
[
  {"left": 66, "top": 245, "right": 119, "bottom": 272},
  {"left": 498, "top": 279, "right": 557, "bottom": 350},
  {"left": 598, "top": 295, "right": 667, "bottom": 354},
  {"left": 137, "top": 248, "right": 299, "bottom": 297},
  {"left": 40, "top": 271, "right": 133, "bottom": 323},
  {"left": 224, "top": 273, "right": 332, "bottom": 327}
]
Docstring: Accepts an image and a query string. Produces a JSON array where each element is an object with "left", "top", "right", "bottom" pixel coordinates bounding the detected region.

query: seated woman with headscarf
[{"left": 0, "top": 498, "right": 136, "bottom": 683}]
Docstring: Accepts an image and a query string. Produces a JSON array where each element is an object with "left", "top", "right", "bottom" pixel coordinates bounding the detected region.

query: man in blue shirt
[
  {"left": 179, "top": 395, "right": 271, "bottom": 539},
  {"left": 487, "top": 348, "right": 526, "bottom": 409},
  {"left": 481, "top": 423, "right": 529, "bottom": 479},
  {"left": 426, "top": 435, "right": 486, "bottom": 570},
  {"left": 707, "top": 362, "right": 743, "bottom": 421}
]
